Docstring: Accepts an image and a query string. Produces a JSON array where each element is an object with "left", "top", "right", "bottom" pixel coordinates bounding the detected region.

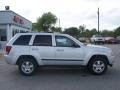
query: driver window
[{"left": 55, "top": 36, "right": 79, "bottom": 47}]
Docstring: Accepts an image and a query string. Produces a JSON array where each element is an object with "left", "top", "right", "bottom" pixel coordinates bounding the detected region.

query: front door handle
[
  {"left": 57, "top": 49, "right": 64, "bottom": 52},
  {"left": 32, "top": 48, "right": 39, "bottom": 51}
]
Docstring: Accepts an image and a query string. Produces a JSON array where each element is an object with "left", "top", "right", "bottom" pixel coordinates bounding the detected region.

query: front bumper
[
  {"left": 108, "top": 55, "right": 115, "bottom": 67},
  {"left": 94, "top": 40, "right": 105, "bottom": 42}
]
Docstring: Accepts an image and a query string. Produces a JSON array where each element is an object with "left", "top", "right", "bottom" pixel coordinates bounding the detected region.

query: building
[{"left": 0, "top": 10, "right": 32, "bottom": 44}]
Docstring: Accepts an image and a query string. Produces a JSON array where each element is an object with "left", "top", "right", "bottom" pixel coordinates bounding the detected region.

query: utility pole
[
  {"left": 59, "top": 19, "right": 60, "bottom": 28},
  {"left": 97, "top": 8, "right": 100, "bottom": 35}
]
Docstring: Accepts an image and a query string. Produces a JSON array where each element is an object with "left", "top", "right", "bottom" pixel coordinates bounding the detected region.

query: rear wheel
[
  {"left": 18, "top": 58, "right": 37, "bottom": 76},
  {"left": 87, "top": 57, "right": 108, "bottom": 75}
]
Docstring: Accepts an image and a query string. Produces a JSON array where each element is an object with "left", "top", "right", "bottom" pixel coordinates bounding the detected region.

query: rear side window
[
  {"left": 13, "top": 35, "right": 32, "bottom": 45},
  {"left": 33, "top": 35, "right": 52, "bottom": 46}
]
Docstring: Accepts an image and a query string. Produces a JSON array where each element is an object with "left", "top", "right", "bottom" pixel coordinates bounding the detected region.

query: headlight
[{"left": 94, "top": 38, "right": 97, "bottom": 40}]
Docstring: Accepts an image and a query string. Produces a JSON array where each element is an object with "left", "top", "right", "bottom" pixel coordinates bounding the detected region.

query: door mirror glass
[
  {"left": 71, "top": 43, "right": 80, "bottom": 48},
  {"left": 55, "top": 36, "right": 80, "bottom": 47}
]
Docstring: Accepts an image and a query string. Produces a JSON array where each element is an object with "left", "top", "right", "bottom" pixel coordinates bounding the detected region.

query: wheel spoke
[
  {"left": 29, "top": 65, "right": 34, "bottom": 68},
  {"left": 97, "top": 61, "right": 101, "bottom": 65},
  {"left": 93, "top": 64, "right": 97, "bottom": 67},
  {"left": 22, "top": 64, "right": 26, "bottom": 68},
  {"left": 100, "top": 64, "right": 105, "bottom": 67},
  {"left": 26, "top": 62, "right": 30, "bottom": 65}
]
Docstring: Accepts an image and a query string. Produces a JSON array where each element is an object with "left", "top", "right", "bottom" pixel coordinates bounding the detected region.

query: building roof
[
  {"left": 0, "top": 10, "right": 32, "bottom": 29},
  {"left": 0, "top": 10, "right": 32, "bottom": 23}
]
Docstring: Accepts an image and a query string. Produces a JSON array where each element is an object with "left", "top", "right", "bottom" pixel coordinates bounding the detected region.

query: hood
[{"left": 86, "top": 44, "right": 111, "bottom": 52}]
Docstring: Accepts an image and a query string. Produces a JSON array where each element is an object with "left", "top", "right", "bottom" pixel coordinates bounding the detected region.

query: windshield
[{"left": 94, "top": 35, "right": 103, "bottom": 37}]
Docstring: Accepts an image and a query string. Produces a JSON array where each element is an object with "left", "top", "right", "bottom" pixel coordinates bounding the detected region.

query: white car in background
[{"left": 91, "top": 35, "right": 105, "bottom": 44}]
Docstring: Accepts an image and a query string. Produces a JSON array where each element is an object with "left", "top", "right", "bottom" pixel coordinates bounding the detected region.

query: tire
[
  {"left": 87, "top": 57, "right": 108, "bottom": 75},
  {"left": 102, "top": 42, "right": 105, "bottom": 44},
  {"left": 18, "top": 57, "right": 38, "bottom": 76},
  {"left": 94, "top": 41, "right": 96, "bottom": 44}
]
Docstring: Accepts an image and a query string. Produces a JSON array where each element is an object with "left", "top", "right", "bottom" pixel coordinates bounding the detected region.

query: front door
[{"left": 55, "top": 35, "right": 85, "bottom": 65}]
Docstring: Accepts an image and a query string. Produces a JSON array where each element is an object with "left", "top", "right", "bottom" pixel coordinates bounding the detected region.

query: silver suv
[{"left": 5, "top": 33, "right": 115, "bottom": 76}]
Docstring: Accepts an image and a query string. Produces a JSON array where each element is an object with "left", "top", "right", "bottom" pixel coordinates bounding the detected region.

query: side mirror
[{"left": 72, "top": 43, "right": 80, "bottom": 48}]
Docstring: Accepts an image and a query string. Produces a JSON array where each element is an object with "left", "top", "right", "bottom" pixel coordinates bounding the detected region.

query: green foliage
[
  {"left": 32, "top": 23, "right": 37, "bottom": 31},
  {"left": 78, "top": 25, "right": 97, "bottom": 38},
  {"left": 63, "top": 27, "right": 80, "bottom": 38},
  {"left": 51, "top": 27, "right": 62, "bottom": 33},
  {"left": 79, "top": 25, "right": 86, "bottom": 33},
  {"left": 101, "top": 30, "right": 114, "bottom": 37},
  {"left": 114, "top": 26, "right": 120, "bottom": 37},
  {"left": 63, "top": 25, "right": 98, "bottom": 39},
  {"left": 35, "top": 12, "right": 57, "bottom": 32},
  {"left": 32, "top": 12, "right": 120, "bottom": 38},
  {"left": 78, "top": 25, "right": 86, "bottom": 37},
  {"left": 89, "top": 28, "right": 98, "bottom": 37}
]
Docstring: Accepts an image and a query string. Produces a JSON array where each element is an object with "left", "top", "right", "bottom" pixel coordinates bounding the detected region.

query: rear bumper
[{"left": 4, "top": 55, "right": 16, "bottom": 65}]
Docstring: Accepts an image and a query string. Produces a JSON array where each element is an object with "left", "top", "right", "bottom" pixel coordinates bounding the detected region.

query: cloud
[{"left": 0, "top": 0, "right": 120, "bottom": 30}]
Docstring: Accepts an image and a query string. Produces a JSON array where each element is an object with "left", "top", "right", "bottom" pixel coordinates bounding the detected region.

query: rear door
[{"left": 31, "top": 35, "right": 55, "bottom": 65}]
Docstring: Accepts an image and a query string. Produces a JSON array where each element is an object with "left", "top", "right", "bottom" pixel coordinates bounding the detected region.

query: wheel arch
[
  {"left": 16, "top": 55, "right": 39, "bottom": 66},
  {"left": 87, "top": 55, "right": 110, "bottom": 66}
]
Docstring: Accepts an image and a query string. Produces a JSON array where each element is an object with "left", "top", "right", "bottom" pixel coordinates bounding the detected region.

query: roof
[{"left": 16, "top": 32, "right": 69, "bottom": 36}]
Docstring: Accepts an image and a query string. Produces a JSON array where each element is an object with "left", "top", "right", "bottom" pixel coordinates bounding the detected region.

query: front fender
[{"left": 83, "top": 51, "right": 109, "bottom": 65}]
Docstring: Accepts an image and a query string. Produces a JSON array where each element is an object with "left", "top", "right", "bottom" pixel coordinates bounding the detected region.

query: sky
[{"left": 0, "top": 0, "right": 120, "bottom": 30}]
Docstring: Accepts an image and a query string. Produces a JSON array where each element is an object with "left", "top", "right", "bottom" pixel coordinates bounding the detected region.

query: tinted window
[
  {"left": 55, "top": 36, "right": 79, "bottom": 47},
  {"left": 33, "top": 35, "right": 52, "bottom": 46},
  {"left": 13, "top": 35, "right": 32, "bottom": 45},
  {"left": 0, "top": 29, "right": 7, "bottom": 41}
]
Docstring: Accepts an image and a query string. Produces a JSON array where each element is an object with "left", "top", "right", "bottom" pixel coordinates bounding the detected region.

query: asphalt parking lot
[{"left": 0, "top": 44, "right": 120, "bottom": 90}]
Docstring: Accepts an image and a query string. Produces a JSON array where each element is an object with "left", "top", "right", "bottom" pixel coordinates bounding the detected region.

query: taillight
[{"left": 6, "top": 46, "right": 12, "bottom": 55}]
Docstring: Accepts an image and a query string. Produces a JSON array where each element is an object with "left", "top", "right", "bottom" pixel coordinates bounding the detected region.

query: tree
[
  {"left": 101, "top": 30, "right": 114, "bottom": 37},
  {"left": 36, "top": 12, "right": 57, "bottom": 32},
  {"left": 79, "top": 25, "right": 86, "bottom": 33},
  {"left": 51, "top": 27, "right": 62, "bottom": 33},
  {"left": 90, "top": 28, "right": 98, "bottom": 36},
  {"left": 32, "top": 23, "right": 37, "bottom": 31},
  {"left": 63, "top": 27, "right": 80, "bottom": 38},
  {"left": 114, "top": 26, "right": 120, "bottom": 37},
  {"left": 84, "top": 29, "right": 91, "bottom": 38},
  {"left": 78, "top": 25, "right": 87, "bottom": 37}
]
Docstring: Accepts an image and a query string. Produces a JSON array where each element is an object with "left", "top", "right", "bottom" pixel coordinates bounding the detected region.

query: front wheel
[
  {"left": 87, "top": 57, "right": 108, "bottom": 75},
  {"left": 18, "top": 58, "right": 37, "bottom": 76}
]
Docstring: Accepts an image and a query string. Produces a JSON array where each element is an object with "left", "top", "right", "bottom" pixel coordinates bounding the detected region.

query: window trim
[
  {"left": 55, "top": 35, "right": 80, "bottom": 47},
  {"left": 13, "top": 35, "right": 32, "bottom": 45},
  {"left": 33, "top": 35, "right": 53, "bottom": 46}
]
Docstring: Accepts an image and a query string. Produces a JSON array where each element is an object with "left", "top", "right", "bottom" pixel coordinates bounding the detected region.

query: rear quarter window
[{"left": 13, "top": 35, "right": 32, "bottom": 45}]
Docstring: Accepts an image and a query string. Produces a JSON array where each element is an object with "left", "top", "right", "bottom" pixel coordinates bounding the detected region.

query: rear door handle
[{"left": 57, "top": 49, "right": 64, "bottom": 52}]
